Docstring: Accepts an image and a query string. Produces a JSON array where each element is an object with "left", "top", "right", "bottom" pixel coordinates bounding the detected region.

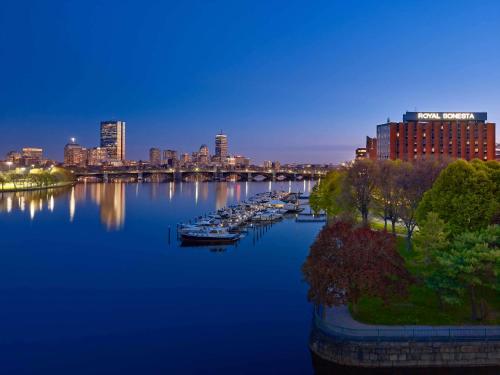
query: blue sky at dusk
[{"left": 1, "top": 0, "right": 499, "bottom": 163}]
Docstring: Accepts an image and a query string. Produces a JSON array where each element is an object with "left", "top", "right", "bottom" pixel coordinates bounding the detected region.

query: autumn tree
[{"left": 302, "top": 222, "right": 413, "bottom": 307}]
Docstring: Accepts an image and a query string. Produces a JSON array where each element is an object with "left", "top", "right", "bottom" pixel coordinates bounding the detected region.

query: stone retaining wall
[{"left": 310, "top": 327, "right": 500, "bottom": 368}]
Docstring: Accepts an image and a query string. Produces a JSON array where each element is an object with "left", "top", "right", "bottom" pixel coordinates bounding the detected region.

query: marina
[{"left": 177, "top": 191, "right": 306, "bottom": 244}]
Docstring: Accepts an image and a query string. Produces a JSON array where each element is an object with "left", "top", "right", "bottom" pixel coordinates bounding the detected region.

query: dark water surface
[{"left": 0, "top": 181, "right": 324, "bottom": 374}]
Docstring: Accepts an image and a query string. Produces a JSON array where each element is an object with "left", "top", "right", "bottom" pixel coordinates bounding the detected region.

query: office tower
[
  {"left": 149, "top": 148, "right": 161, "bottom": 166},
  {"left": 64, "top": 138, "right": 87, "bottom": 166},
  {"left": 87, "top": 147, "right": 108, "bottom": 166},
  {"left": 263, "top": 160, "right": 272, "bottom": 169},
  {"left": 215, "top": 132, "right": 228, "bottom": 159},
  {"left": 100, "top": 120, "right": 126, "bottom": 161}
]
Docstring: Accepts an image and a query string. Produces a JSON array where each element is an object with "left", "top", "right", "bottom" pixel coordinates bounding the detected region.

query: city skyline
[{"left": 1, "top": 1, "right": 500, "bottom": 163}]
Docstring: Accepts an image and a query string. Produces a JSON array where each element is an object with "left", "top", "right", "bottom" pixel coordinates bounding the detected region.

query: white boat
[{"left": 180, "top": 227, "right": 241, "bottom": 243}]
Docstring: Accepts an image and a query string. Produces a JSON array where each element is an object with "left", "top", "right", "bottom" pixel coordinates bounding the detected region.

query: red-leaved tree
[{"left": 302, "top": 222, "right": 413, "bottom": 307}]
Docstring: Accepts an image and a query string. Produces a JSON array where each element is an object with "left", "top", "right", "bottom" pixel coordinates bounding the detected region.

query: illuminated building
[
  {"left": 355, "top": 147, "right": 368, "bottom": 159},
  {"left": 100, "top": 120, "right": 126, "bottom": 161},
  {"left": 149, "top": 147, "right": 161, "bottom": 166},
  {"left": 215, "top": 132, "right": 228, "bottom": 160},
  {"left": 64, "top": 138, "right": 87, "bottom": 166},
  {"left": 366, "top": 136, "right": 377, "bottom": 160},
  {"left": 377, "top": 112, "right": 496, "bottom": 161},
  {"left": 163, "top": 149, "right": 178, "bottom": 166},
  {"left": 6, "top": 151, "right": 22, "bottom": 165},
  {"left": 180, "top": 153, "right": 191, "bottom": 165},
  {"left": 263, "top": 160, "right": 272, "bottom": 169},
  {"left": 234, "top": 155, "right": 250, "bottom": 168},
  {"left": 87, "top": 147, "right": 107, "bottom": 166},
  {"left": 272, "top": 161, "right": 280, "bottom": 170},
  {"left": 22, "top": 147, "right": 43, "bottom": 166},
  {"left": 198, "top": 144, "right": 209, "bottom": 164}
]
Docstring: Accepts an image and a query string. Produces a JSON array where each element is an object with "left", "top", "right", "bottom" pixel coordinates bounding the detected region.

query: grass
[
  {"left": 369, "top": 218, "right": 407, "bottom": 235},
  {"left": 350, "top": 238, "right": 500, "bottom": 326}
]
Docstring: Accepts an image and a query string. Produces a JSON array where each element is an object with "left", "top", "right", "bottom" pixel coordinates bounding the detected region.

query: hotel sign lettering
[{"left": 403, "top": 112, "right": 487, "bottom": 122}]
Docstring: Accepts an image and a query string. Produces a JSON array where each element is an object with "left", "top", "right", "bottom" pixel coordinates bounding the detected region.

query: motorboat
[{"left": 180, "top": 227, "right": 241, "bottom": 244}]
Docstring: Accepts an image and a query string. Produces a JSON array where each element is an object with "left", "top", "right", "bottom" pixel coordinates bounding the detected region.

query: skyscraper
[
  {"left": 215, "top": 132, "right": 228, "bottom": 159},
  {"left": 149, "top": 147, "right": 161, "bottom": 166},
  {"left": 100, "top": 120, "right": 126, "bottom": 161}
]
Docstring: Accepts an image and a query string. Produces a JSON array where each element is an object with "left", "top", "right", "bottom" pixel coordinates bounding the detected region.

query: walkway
[{"left": 315, "top": 306, "right": 500, "bottom": 340}]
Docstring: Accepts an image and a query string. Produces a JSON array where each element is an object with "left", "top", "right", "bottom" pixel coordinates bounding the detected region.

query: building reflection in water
[
  {"left": 195, "top": 181, "right": 199, "bottom": 204},
  {"left": 90, "top": 183, "right": 126, "bottom": 231},
  {"left": 0, "top": 188, "right": 69, "bottom": 217},
  {"left": 168, "top": 182, "right": 175, "bottom": 201},
  {"left": 200, "top": 182, "right": 208, "bottom": 202},
  {"left": 215, "top": 182, "right": 227, "bottom": 210},
  {"left": 69, "top": 186, "right": 76, "bottom": 222}
]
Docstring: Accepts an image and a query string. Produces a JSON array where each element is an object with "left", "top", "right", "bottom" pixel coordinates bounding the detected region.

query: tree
[
  {"left": 413, "top": 212, "right": 449, "bottom": 266},
  {"left": 309, "top": 170, "right": 346, "bottom": 216},
  {"left": 302, "top": 222, "right": 413, "bottom": 307},
  {"left": 344, "top": 159, "right": 377, "bottom": 227},
  {"left": 417, "top": 160, "right": 497, "bottom": 236},
  {"left": 432, "top": 226, "right": 500, "bottom": 320},
  {"left": 372, "top": 160, "right": 401, "bottom": 234}
]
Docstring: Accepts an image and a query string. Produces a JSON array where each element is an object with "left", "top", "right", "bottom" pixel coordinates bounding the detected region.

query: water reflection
[
  {"left": 0, "top": 181, "right": 316, "bottom": 231},
  {"left": 89, "top": 183, "right": 126, "bottom": 231},
  {"left": 0, "top": 187, "right": 69, "bottom": 216}
]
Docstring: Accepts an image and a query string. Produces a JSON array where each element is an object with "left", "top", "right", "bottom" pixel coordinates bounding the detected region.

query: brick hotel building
[{"left": 377, "top": 112, "right": 496, "bottom": 161}]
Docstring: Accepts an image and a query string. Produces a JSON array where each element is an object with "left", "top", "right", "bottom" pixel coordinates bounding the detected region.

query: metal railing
[{"left": 313, "top": 307, "right": 500, "bottom": 342}]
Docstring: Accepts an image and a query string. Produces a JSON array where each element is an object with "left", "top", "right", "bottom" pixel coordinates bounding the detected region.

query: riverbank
[
  {"left": 0, "top": 181, "right": 75, "bottom": 193},
  {"left": 310, "top": 305, "right": 500, "bottom": 368}
]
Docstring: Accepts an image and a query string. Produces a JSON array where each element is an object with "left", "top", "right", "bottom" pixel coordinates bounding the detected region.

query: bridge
[{"left": 74, "top": 168, "right": 327, "bottom": 183}]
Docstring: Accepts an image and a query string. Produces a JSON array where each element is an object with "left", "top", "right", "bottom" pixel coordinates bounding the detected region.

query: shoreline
[{"left": 0, "top": 181, "right": 75, "bottom": 193}]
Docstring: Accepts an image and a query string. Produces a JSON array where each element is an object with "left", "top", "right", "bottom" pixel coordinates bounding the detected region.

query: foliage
[
  {"left": 417, "top": 160, "right": 497, "bottom": 236},
  {"left": 309, "top": 170, "right": 346, "bottom": 216},
  {"left": 431, "top": 225, "right": 500, "bottom": 320},
  {"left": 395, "top": 159, "right": 447, "bottom": 251},
  {"left": 302, "top": 221, "right": 413, "bottom": 307},
  {"left": 0, "top": 167, "right": 74, "bottom": 191}
]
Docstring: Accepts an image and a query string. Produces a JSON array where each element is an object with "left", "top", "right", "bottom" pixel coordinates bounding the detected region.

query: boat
[{"left": 180, "top": 227, "right": 241, "bottom": 244}]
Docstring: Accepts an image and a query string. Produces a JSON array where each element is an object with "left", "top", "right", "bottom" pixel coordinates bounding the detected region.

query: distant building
[
  {"left": 180, "top": 153, "right": 191, "bottom": 165},
  {"left": 377, "top": 112, "right": 496, "bottom": 161},
  {"left": 234, "top": 155, "right": 250, "bottom": 168},
  {"left": 163, "top": 149, "right": 178, "bottom": 167},
  {"left": 355, "top": 147, "right": 368, "bottom": 159},
  {"left": 64, "top": 139, "right": 87, "bottom": 166},
  {"left": 22, "top": 147, "right": 43, "bottom": 166},
  {"left": 496, "top": 143, "right": 500, "bottom": 161},
  {"left": 263, "top": 160, "right": 272, "bottom": 169},
  {"left": 215, "top": 132, "right": 228, "bottom": 159},
  {"left": 198, "top": 144, "right": 209, "bottom": 164},
  {"left": 366, "top": 136, "right": 377, "bottom": 160},
  {"left": 5, "top": 151, "right": 22, "bottom": 165},
  {"left": 87, "top": 147, "right": 107, "bottom": 166},
  {"left": 149, "top": 148, "right": 161, "bottom": 166},
  {"left": 272, "top": 161, "right": 281, "bottom": 170},
  {"left": 100, "top": 120, "right": 126, "bottom": 161}
]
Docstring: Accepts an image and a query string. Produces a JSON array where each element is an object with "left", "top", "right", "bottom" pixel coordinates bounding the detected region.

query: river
[{"left": 0, "top": 181, "right": 325, "bottom": 374}]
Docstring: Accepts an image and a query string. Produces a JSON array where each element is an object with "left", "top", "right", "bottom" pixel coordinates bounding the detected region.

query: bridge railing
[{"left": 313, "top": 307, "right": 500, "bottom": 342}]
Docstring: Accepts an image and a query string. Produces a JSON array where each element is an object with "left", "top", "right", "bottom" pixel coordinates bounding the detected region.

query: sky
[{"left": 1, "top": 0, "right": 499, "bottom": 164}]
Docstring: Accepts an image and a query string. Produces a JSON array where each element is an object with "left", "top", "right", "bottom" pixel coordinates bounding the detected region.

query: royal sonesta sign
[{"left": 403, "top": 112, "right": 487, "bottom": 122}]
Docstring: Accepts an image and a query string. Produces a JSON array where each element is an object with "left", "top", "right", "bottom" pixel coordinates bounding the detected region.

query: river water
[{"left": 0, "top": 181, "right": 325, "bottom": 374}]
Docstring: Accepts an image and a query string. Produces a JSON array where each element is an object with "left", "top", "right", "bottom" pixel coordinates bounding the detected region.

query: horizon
[{"left": 1, "top": 0, "right": 500, "bottom": 163}]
